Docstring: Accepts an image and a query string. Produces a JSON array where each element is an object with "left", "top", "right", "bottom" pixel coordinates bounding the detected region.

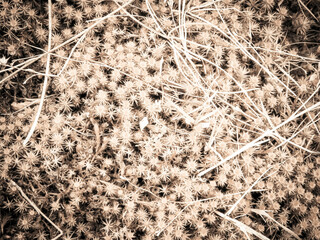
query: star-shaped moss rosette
[{"left": 0, "top": 0, "right": 320, "bottom": 239}]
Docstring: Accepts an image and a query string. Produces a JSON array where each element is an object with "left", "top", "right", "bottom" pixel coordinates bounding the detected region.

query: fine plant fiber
[{"left": 0, "top": 0, "right": 320, "bottom": 239}]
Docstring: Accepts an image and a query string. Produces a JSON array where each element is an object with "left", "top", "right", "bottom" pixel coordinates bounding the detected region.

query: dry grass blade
[
  {"left": 55, "top": 33, "right": 87, "bottom": 77},
  {"left": 198, "top": 133, "right": 270, "bottom": 177},
  {"left": 215, "top": 210, "right": 270, "bottom": 240},
  {"left": 155, "top": 203, "right": 192, "bottom": 237},
  {"left": 1, "top": 0, "right": 133, "bottom": 87},
  {"left": 1, "top": 1, "right": 319, "bottom": 239},
  {"left": 9, "top": 180, "right": 63, "bottom": 240},
  {"left": 297, "top": 0, "right": 318, "bottom": 22},
  {"left": 198, "top": 77, "right": 320, "bottom": 176},
  {"left": 226, "top": 166, "right": 273, "bottom": 216},
  {"left": 275, "top": 113, "right": 320, "bottom": 154},
  {"left": 0, "top": 57, "right": 41, "bottom": 85},
  {"left": 188, "top": 11, "right": 298, "bottom": 97},
  {"left": 22, "top": 0, "right": 134, "bottom": 145},
  {"left": 251, "top": 209, "right": 302, "bottom": 240},
  {"left": 170, "top": 100, "right": 195, "bottom": 124}
]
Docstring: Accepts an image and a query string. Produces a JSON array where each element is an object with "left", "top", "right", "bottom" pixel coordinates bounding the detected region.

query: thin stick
[
  {"left": 119, "top": 176, "right": 161, "bottom": 200},
  {"left": 119, "top": 176, "right": 265, "bottom": 204},
  {"left": 55, "top": 33, "right": 87, "bottom": 77},
  {"left": 0, "top": 0, "right": 133, "bottom": 86},
  {"left": 275, "top": 114, "right": 320, "bottom": 154},
  {"left": 0, "top": 57, "right": 42, "bottom": 85},
  {"left": 215, "top": 210, "right": 269, "bottom": 240},
  {"left": 23, "top": 0, "right": 53, "bottom": 146},
  {"left": 155, "top": 203, "right": 192, "bottom": 237},
  {"left": 297, "top": 0, "right": 318, "bottom": 22},
  {"left": 22, "top": 1, "right": 134, "bottom": 145},
  {"left": 9, "top": 180, "right": 63, "bottom": 240},
  {"left": 226, "top": 166, "right": 273, "bottom": 216},
  {"left": 251, "top": 209, "right": 301, "bottom": 240},
  {"left": 198, "top": 97, "right": 320, "bottom": 177},
  {"left": 198, "top": 134, "right": 270, "bottom": 177},
  {"left": 187, "top": 11, "right": 297, "bottom": 97}
]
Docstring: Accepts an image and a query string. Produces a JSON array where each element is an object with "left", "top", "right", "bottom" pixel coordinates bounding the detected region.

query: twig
[
  {"left": 215, "top": 210, "right": 269, "bottom": 240},
  {"left": 9, "top": 180, "right": 63, "bottom": 240},
  {"left": 155, "top": 203, "right": 192, "bottom": 237},
  {"left": 198, "top": 98, "right": 320, "bottom": 177},
  {"left": 251, "top": 209, "right": 302, "bottom": 240},
  {"left": 226, "top": 166, "right": 273, "bottom": 216},
  {"left": 297, "top": 0, "right": 318, "bottom": 22},
  {"left": 0, "top": 0, "right": 134, "bottom": 86},
  {"left": 197, "top": 134, "right": 270, "bottom": 177},
  {"left": 23, "top": 0, "right": 53, "bottom": 146}
]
